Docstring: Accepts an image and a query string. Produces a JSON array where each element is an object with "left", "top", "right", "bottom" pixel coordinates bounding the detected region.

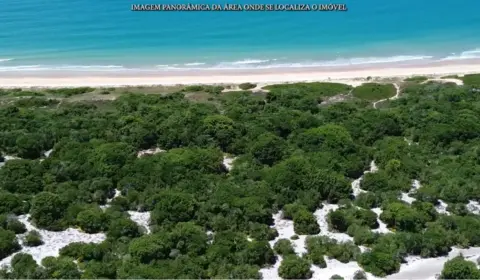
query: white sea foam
[
  {"left": 155, "top": 59, "right": 273, "bottom": 70},
  {"left": 306, "top": 55, "right": 434, "bottom": 67},
  {"left": 183, "top": 62, "right": 206, "bottom": 66},
  {"left": 149, "top": 55, "right": 436, "bottom": 71},
  {"left": 229, "top": 59, "right": 272, "bottom": 65},
  {"left": 211, "top": 56, "right": 433, "bottom": 70},
  {"left": 441, "top": 48, "right": 480, "bottom": 61},
  {"left": 214, "top": 56, "right": 432, "bottom": 69},
  {"left": 0, "top": 65, "right": 126, "bottom": 72},
  {"left": 1, "top": 49, "right": 478, "bottom": 73},
  {"left": 0, "top": 65, "right": 43, "bottom": 71}
]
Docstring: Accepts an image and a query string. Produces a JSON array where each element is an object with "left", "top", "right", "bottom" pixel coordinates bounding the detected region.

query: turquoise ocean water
[{"left": 1, "top": 0, "right": 480, "bottom": 72}]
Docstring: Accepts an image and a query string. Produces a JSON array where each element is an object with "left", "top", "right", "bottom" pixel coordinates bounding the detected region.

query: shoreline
[{"left": 0, "top": 60, "right": 479, "bottom": 88}]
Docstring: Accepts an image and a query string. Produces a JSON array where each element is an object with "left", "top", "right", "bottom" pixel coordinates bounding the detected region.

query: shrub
[
  {"left": 283, "top": 204, "right": 320, "bottom": 235},
  {"left": 238, "top": 83, "right": 256, "bottom": 90},
  {"left": 6, "top": 218, "right": 27, "bottom": 234},
  {"left": 45, "top": 87, "right": 94, "bottom": 97},
  {"left": 24, "top": 230, "right": 43, "bottom": 247},
  {"left": 440, "top": 255, "right": 480, "bottom": 279},
  {"left": 264, "top": 82, "right": 352, "bottom": 97},
  {"left": 183, "top": 85, "right": 204, "bottom": 92},
  {"left": 248, "top": 223, "right": 278, "bottom": 241},
  {"left": 76, "top": 207, "right": 107, "bottom": 233},
  {"left": 353, "top": 270, "right": 367, "bottom": 279},
  {"left": 352, "top": 83, "right": 396, "bottom": 101},
  {"left": 204, "top": 85, "right": 225, "bottom": 94},
  {"left": 0, "top": 229, "right": 21, "bottom": 259},
  {"left": 328, "top": 207, "right": 378, "bottom": 233},
  {"left": 306, "top": 248, "right": 327, "bottom": 268},
  {"left": 15, "top": 98, "right": 60, "bottom": 108},
  {"left": 462, "top": 74, "right": 480, "bottom": 87},
  {"left": 278, "top": 255, "right": 313, "bottom": 279},
  {"left": 274, "top": 239, "right": 295, "bottom": 256},
  {"left": 404, "top": 76, "right": 428, "bottom": 83},
  {"left": 355, "top": 192, "right": 381, "bottom": 209}
]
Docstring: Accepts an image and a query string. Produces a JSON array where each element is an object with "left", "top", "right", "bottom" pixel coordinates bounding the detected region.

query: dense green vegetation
[
  {"left": 440, "top": 73, "right": 480, "bottom": 87},
  {"left": 352, "top": 83, "right": 397, "bottom": 100},
  {"left": 264, "top": 82, "right": 352, "bottom": 98},
  {"left": 182, "top": 84, "right": 225, "bottom": 94},
  {"left": 305, "top": 236, "right": 360, "bottom": 265},
  {"left": 24, "top": 230, "right": 43, "bottom": 247},
  {"left": 440, "top": 256, "right": 480, "bottom": 279},
  {"left": 279, "top": 255, "right": 312, "bottom": 279},
  {"left": 327, "top": 205, "right": 379, "bottom": 232},
  {"left": 462, "top": 74, "right": 480, "bottom": 87},
  {"left": 0, "top": 78, "right": 480, "bottom": 279},
  {"left": 404, "top": 76, "right": 428, "bottom": 83},
  {"left": 0, "top": 88, "right": 45, "bottom": 97},
  {"left": 45, "top": 87, "right": 95, "bottom": 97},
  {"left": 441, "top": 75, "right": 460, "bottom": 79},
  {"left": 239, "top": 82, "right": 257, "bottom": 90},
  {"left": 274, "top": 239, "right": 295, "bottom": 256}
]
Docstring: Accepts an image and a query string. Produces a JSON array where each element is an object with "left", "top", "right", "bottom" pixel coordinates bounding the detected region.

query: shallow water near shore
[{"left": 1, "top": 0, "right": 480, "bottom": 72}]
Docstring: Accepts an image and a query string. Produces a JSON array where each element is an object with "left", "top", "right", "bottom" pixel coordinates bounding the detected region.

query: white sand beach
[{"left": 0, "top": 60, "right": 479, "bottom": 88}]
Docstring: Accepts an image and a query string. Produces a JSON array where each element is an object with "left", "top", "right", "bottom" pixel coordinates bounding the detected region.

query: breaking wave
[{"left": 0, "top": 49, "right": 478, "bottom": 72}]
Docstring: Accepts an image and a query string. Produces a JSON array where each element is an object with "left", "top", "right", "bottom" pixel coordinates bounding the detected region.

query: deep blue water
[{"left": 1, "top": 0, "right": 480, "bottom": 71}]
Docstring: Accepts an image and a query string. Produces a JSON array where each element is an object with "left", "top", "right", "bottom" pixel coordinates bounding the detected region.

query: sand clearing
[
  {"left": 311, "top": 258, "right": 379, "bottom": 280},
  {"left": 136, "top": 147, "right": 166, "bottom": 158},
  {"left": 222, "top": 155, "right": 236, "bottom": 171},
  {"left": 351, "top": 160, "right": 378, "bottom": 197},
  {"left": 0, "top": 155, "right": 21, "bottom": 168},
  {"left": 43, "top": 149, "right": 53, "bottom": 158},
  {"left": 0, "top": 215, "right": 106, "bottom": 268},
  {"left": 436, "top": 200, "right": 450, "bottom": 215},
  {"left": 314, "top": 204, "right": 354, "bottom": 243},
  {"left": 260, "top": 159, "right": 476, "bottom": 279},
  {"left": 422, "top": 78, "right": 464, "bottom": 85},
  {"left": 261, "top": 161, "right": 382, "bottom": 279},
  {"left": 386, "top": 247, "right": 480, "bottom": 280},
  {"left": 371, "top": 207, "right": 391, "bottom": 234},
  {"left": 373, "top": 83, "right": 400, "bottom": 109},
  {"left": 467, "top": 201, "right": 480, "bottom": 215},
  {"left": 127, "top": 211, "right": 151, "bottom": 234},
  {"left": 101, "top": 190, "right": 152, "bottom": 233},
  {"left": 400, "top": 180, "right": 422, "bottom": 204}
]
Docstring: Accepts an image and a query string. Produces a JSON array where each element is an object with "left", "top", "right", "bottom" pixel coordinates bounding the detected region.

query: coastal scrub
[{"left": 352, "top": 83, "right": 396, "bottom": 100}]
